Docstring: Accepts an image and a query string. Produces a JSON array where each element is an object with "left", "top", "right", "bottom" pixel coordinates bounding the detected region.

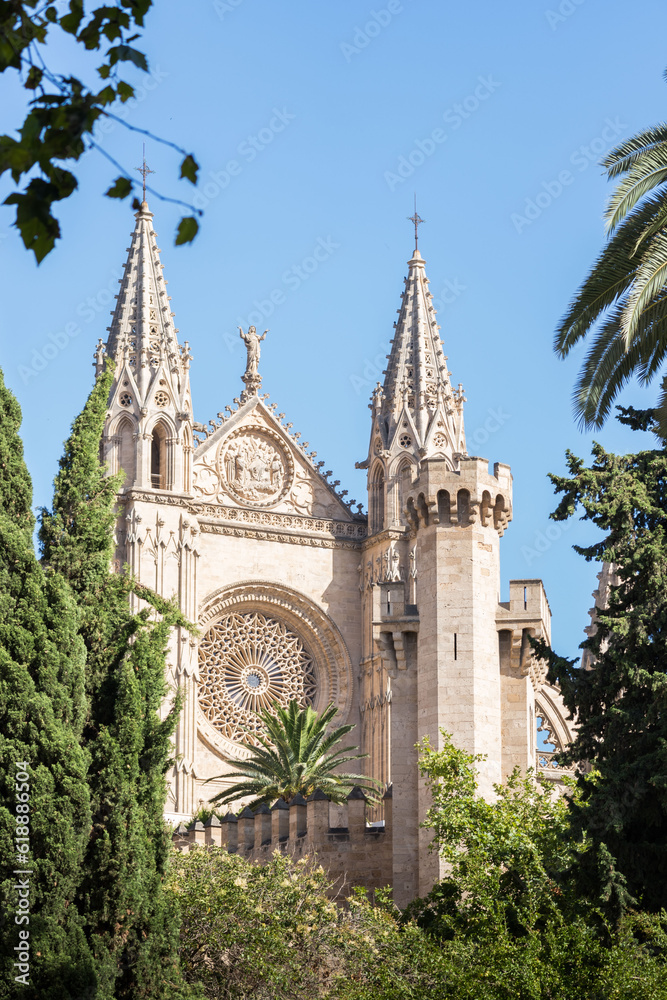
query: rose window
[
  {"left": 399, "top": 433, "right": 412, "bottom": 448},
  {"left": 433, "top": 432, "right": 446, "bottom": 448},
  {"left": 198, "top": 611, "right": 317, "bottom": 744},
  {"left": 119, "top": 391, "right": 132, "bottom": 407},
  {"left": 154, "top": 390, "right": 169, "bottom": 407}
]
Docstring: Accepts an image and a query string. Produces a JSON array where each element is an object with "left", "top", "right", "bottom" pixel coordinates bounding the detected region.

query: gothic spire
[
  {"left": 97, "top": 201, "right": 194, "bottom": 494},
  {"left": 378, "top": 245, "right": 465, "bottom": 462},
  {"left": 101, "top": 200, "right": 191, "bottom": 407}
]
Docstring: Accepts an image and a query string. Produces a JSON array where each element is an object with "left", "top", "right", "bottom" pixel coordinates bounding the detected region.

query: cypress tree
[
  {"left": 40, "top": 369, "right": 191, "bottom": 998},
  {"left": 0, "top": 368, "right": 94, "bottom": 999},
  {"left": 535, "top": 408, "right": 667, "bottom": 913}
]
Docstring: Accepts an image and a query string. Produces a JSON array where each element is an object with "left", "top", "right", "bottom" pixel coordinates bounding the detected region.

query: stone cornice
[
  {"left": 199, "top": 522, "right": 361, "bottom": 550},
  {"left": 118, "top": 490, "right": 367, "bottom": 544}
]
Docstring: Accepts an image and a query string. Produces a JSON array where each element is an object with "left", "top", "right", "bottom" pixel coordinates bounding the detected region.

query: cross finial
[
  {"left": 135, "top": 142, "right": 155, "bottom": 202},
  {"left": 407, "top": 194, "right": 424, "bottom": 251}
]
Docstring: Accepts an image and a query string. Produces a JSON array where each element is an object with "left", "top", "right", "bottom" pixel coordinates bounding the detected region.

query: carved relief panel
[
  {"left": 220, "top": 429, "right": 293, "bottom": 507},
  {"left": 192, "top": 417, "right": 350, "bottom": 519}
]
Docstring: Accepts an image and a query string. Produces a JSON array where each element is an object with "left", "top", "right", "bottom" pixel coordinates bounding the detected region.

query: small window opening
[
  {"left": 454, "top": 633, "right": 457, "bottom": 660},
  {"left": 524, "top": 586, "right": 527, "bottom": 610},
  {"left": 151, "top": 435, "right": 161, "bottom": 488},
  {"left": 151, "top": 423, "right": 167, "bottom": 490}
]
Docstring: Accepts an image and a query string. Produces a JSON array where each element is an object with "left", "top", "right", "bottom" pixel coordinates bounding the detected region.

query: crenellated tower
[{"left": 359, "top": 234, "right": 517, "bottom": 905}]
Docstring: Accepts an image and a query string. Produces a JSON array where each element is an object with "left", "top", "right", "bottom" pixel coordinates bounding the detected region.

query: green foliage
[
  {"left": 167, "top": 847, "right": 452, "bottom": 1000},
  {"left": 0, "top": 367, "right": 94, "bottom": 997},
  {"left": 39, "top": 371, "right": 192, "bottom": 998},
  {"left": 532, "top": 431, "right": 667, "bottom": 914},
  {"left": 175, "top": 216, "right": 200, "bottom": 246},
  {"left": 401, "top": 731, "right": 667, "bottom": 999},
  {"left": 208, "top": 699, "right": 381, "bottom": 808},
  {"left": 0, "top": 1, "right": 200, "bottom": 260},
  {"left": 412, "top": 732, "right": 580, "bottom": 938},
  {"left": 554, "top": 84, "right": 667, "bottom": 436},
  {"left": 168, "top": 842, "right": 667, "bottom": 1000}
]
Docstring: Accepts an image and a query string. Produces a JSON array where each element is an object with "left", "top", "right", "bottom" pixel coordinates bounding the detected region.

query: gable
[{"left": 192, "top": 397, "right": 357, "bottom": 521}]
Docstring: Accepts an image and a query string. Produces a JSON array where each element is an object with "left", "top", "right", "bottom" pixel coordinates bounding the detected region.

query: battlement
[
  {"left": 404, "top": 455, "right": 512, "bottom": 534},
  {"left": 172, "top": 786, "right": 394, "bottom": 896}
]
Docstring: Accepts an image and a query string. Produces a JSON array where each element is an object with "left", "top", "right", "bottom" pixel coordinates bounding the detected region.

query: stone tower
[
  {"left": 99, "top": 199, "right": 200, "bottom": 815},
  {"left": 357, "top": 239, "right": 557, "bottom": 905}
]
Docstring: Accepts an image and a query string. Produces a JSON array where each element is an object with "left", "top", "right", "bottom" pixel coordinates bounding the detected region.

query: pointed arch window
[
  {"left": 151, "top": 422, "right": 168, "bottom": 490},
  {"left": 117, "top": 417, "right": 136, "bottom": 488},
  {"left": 370, "top": 466, "right": 385, "bottom": 534},
  {"left": 396, "top": 461, "right": 413, "bottom": 525}
]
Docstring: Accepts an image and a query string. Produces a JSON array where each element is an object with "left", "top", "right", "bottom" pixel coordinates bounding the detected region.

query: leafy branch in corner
[{"left": 0, "top": 0, "right": 201, "bottom": 261}]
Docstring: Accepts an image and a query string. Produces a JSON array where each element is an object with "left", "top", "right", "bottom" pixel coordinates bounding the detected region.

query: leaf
[
  {"left": 175, "top": 216, "right": 199, "bottom": 246},
  {"left": 59, "top": 2, "right": 84, "bottom": 36},
  {"left": 180, "top": 154, "right": 199, "bottom": 185},
  {"left": 25, "top": 67, "right": 43, "bottom": 90},
  {"left": 96, "top": 85, "right": 116, "bottom": 107},
  {"left": 107, "top": 44, "right": 148, "bottom": 71},
  {"left": 116, "top": 81, "right": 134, "bottom": 103},
  {"left": 105, "top": 176, "right": 133, "bottom": 200}
]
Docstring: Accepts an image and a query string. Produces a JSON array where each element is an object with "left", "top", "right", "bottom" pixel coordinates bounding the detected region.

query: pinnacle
[
  {"left": 372, "top": 243, "right": 467, "bottom": 463},
  {"left": 103, "top": 202, "right": 188, "bottom": 407}
]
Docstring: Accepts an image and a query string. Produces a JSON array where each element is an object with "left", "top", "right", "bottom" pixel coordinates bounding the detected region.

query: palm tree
[
  {"left": 555, "top": 113, "right": 667, "bottom": 437},
  {"left": 206, "top": 700, "right": 381, "bottom": 808}
]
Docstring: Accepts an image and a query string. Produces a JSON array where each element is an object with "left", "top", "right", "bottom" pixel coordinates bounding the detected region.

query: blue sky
[{"left": 1, "top": 0, "right": 667, "bottom": 660}]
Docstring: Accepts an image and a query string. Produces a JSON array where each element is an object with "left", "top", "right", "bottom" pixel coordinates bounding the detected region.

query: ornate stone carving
[
  {"left": 219, "top": 429, "right": 293, "bottom": 507},
  {"left": 198, "top": 610, "right": 317, "bottom": 745},
  {"left": 197, "top": 581, "right": 353, "bottom": 759},
  {"left": 192, "top": 456, "right": 218, "bottom": 497},
  {"left": 287, "top": 469, "right": 314, "bottom": 515},
  {"left": 382, "top": 541, "right": 402, "bottom": 582}
]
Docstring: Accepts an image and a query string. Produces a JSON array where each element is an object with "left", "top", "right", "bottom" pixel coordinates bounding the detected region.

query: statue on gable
[
  {"left": 239, "top": 325, "right": 268, "bottom": 377},
  {"left": 239, "top": 326, "right": 268, "bottom": 401}
]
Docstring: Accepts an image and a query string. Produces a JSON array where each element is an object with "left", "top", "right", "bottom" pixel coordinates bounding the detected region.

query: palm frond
[
  {"left": 554, "top": 197, "right": 662, "bottom": 356},
  {"left": 601, "top": 123, "right": 667, "bottom": 176},
  {"left": 605, "top": 167, "right": 667, "bottom": 234},
  {"left": 572, "top": 303, "right": 639, "bottom": 427},
  {"left": 621, "top": 230, "right": 667, "bottom": 345},
  {"left": 630, "top": 197, "right": 667, "bottom": 252},
  {"left": 653, "top": 374, "right": 667, "bottom": 441}
]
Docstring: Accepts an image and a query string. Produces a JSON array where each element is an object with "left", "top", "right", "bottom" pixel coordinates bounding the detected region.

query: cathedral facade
[{"left": 98, "top": 201, "right": 572, "bottom": 906}]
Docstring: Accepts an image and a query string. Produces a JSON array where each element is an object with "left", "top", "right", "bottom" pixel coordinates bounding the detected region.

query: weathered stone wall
[{"left": 173, "top": 787, "right": 394, "bottom": 898}]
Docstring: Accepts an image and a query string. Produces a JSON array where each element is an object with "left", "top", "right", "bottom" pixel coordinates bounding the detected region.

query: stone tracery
[{"left": 198, "top": 610, "right": 317, "bottom": 744}]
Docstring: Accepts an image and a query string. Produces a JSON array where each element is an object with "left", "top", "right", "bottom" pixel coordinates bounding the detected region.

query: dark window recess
[
  {"left": 454, "top": 633, "right": 457, "bottom": 660},
  {"left": 151, "top": 433, "right": 161, "bottom": 488}
]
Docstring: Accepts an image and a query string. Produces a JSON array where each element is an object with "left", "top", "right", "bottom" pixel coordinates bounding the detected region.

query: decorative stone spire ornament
[
  {"left": 363, "top": 221, "right": 466, "bottom": 468},
  {"left": 360, "top": 216, "right": 467, "bottom": 532},
  {"left": 101, "top": 199, "right": 194, "bottom": 491},
  {"left": 239, "top": 325, "right": 268, "bottom": 402}
]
